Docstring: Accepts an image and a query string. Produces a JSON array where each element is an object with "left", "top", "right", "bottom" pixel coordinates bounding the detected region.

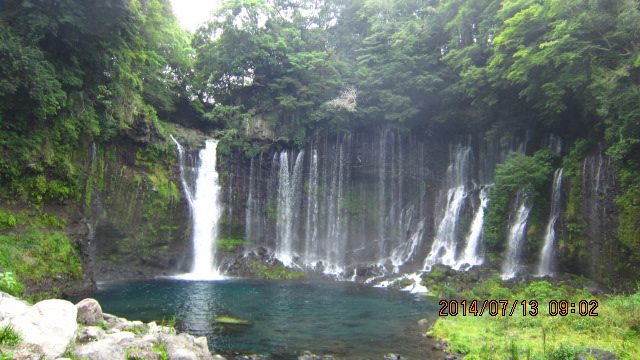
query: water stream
[
  {"left": 172, "top": 138, "right": 224, "bottom": 280},
  {"left": 454, "top": 186, "right": 490, "bottom": 270},
  {"left": 537, "top": 168, "right": 563, "bottom": 276},
  {"left": 501, "top": 192, "right": 531, "bottom": 280}
]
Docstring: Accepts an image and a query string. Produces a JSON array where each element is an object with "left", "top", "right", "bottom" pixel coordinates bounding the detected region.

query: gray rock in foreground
[
  {"left": 1, "top": 296, "right": 77, "bottom": 359},
  {"left": 0, "top": 291, "right": 226, "bottom": 360},
  {"left": 75, "top": 298, "right": 103, "bottom": 326}
]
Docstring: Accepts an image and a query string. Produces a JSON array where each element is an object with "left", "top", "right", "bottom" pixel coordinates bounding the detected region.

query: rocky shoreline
[{"left": 0, "top": 291, "right": 459, "bottom": 360}]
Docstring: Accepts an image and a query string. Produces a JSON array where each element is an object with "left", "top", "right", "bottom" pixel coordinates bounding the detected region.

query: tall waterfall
[
  {"left": 275, "top": 150, "right": 305, "bottom": 266},
  {"left": 243, "top": 131, "right": 430, "bottom": 275},
  {"left": 454, "top": 186, "right": 490, "bottom": 270},
  {"left": 423, "top": 144, "right": 471, "bottom": 268},
  {"left": 237, "top": 130, "right": 532, "bottom": 278},
  {"left": 501, "top": 192, "right": 531, "bottom": 279},
  {"left": 172, "top": 138, "right": 224, "bottom": 280},
  {"left": 537, "top": 168, "right": 564, "bottom": 276}
]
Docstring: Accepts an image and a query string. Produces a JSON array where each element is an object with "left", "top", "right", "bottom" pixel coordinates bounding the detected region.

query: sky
[{"left": 169, "top": 0, "right": 222, "bottom": 31}]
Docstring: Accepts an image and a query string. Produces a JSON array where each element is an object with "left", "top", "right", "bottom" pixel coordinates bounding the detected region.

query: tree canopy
[{"left": 0, "top": 0, "right": 639, "bottom": 198}]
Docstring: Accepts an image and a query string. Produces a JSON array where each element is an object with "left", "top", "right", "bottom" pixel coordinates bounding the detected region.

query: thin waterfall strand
[
  {"left": 169, "top": 135, "right": 194, "bottom": 210},
  {"left": 537, "top": 168, "right": 564, "bottom": 276},
  {"left": 501, "top": 193, "right": 531, "bottom": 280},
  {"left": 454, "top": 186, "right": 490, "bottom": 270}
]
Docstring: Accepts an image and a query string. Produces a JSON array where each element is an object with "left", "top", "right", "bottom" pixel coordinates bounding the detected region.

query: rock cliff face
[
  {"left": 211, "top": 129, "right": 627, "bottom": 286},
  {"left": 80, "top": 126, "right": 209, "bottom": 282},
  {"left": 80, "top": 127, "right": 629, "bottom": 288}
]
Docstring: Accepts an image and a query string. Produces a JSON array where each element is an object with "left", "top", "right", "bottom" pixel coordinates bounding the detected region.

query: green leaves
[
  {"left": 0, "top": 272, "right": 24, "bottom": 297},
  {"left": 484, "top": 150, "right": 556, "bottom": 250},
  {"left": 0, "top": 28, "right": 66, "bottom": 123}
]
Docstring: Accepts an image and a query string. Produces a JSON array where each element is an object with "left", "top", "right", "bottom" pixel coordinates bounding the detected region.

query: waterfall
[
  {"left": 377, "top": 130, "right": 389, "bottom": 255},
  {"left": 454, "top": 186, "right": 490, "bottom": 270},
  {"left": 169, "top": 135, "right": 194, "bottom": 210},
  {"left": 423, "top": 144, "right": 471, "bottom": 268},
  {"left": 275, "top": 150, "right": 305, "bottom": 266},
  {"left": 304, "top": 148, "right": 319, "bottom": 263},
  {"left": 173, "top": 139, "right": 224, "bottom": 280},
  {"left": 501, "top": 192, "right": 531, "bottom": 280},
  {"left": 537, "top": 168, "right": 564, "bottom": 276},
  {"left": 391, "top": 220, "right": 424, "bottom": 272},
  {"left": 238, "top": 130, "right": 534, "bottom": 278}
]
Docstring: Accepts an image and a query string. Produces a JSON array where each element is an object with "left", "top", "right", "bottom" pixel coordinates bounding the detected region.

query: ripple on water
[{"left": 93, "top": 278, "right": 440, "bottom": 359}]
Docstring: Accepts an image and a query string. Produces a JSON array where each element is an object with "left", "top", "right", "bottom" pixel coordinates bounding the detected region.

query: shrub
[
  {"left": 0, "top": 209, "right": 17, "bottom": 230},
  {"left": 484, "top": 150, "right": 555, "bottom": 250},
  {"left": 0, "top": 272, "right": 24, "bottom": 297}
]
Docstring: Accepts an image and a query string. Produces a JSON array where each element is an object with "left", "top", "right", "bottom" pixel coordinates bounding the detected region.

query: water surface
[{"left": 94, "top": 279, "right": 438, "bottom": 359}]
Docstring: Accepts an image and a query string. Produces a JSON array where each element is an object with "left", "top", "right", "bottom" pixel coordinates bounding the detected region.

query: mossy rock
[{"left": 213, "top": 316, "right": 253, "bottom": 326}]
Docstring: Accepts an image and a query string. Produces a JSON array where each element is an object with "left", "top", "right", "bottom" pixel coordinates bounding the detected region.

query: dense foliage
[
  {"left": 484, "top": 150, "right": 556, "bottom": 251},
  {"left": 0, "top": 0, "right": 638, "bottom": 286},
  {"left": 0, "top": 0, "right": 193, "bottom": 203}
]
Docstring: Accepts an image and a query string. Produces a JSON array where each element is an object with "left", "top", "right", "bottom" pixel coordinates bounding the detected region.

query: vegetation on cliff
[{"left": 0, "top": 0, "right": 639, "bottom": 292}]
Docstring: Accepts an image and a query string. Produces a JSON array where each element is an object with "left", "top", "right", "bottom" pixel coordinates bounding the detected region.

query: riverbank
[{"left": 423, "top": 271, "right": 640, "bottom": 360}]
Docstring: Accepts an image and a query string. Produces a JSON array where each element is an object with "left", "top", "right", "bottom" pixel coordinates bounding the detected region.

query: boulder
[
  {"left": 77, "top": 326, "right": 105, "bottom": 343},
  {"left": 169, "top": 348, "right": 198, "bottom": 360},
  {"left": 9, "top": 299, "right": 78, "bottom": 359},
  {"left": 0, "top": 292, "right": 30, "bottom": 321},
  {"left": 576, "top": 348, "right": 619, "bottom": 360},
  {"left": 118, "top": 336, "right": 156, "bottom": 351},
  {"left": 159, "top": 332, "right": 214, "bottom": 360},
  {"left": 194, "top": 336, "right": 209, "bottom": 350},
  {"left": 107, "top": 331, "right": 136, "bottom": 344},
  {"left": 74, "top": 339, "right": 126, "bottom": 360},
  {"left": 75, "top": 298, "right": 103, "bottom": 326},
  {"left": 11, "top": 342, "right": 45, "bottom": 360}
]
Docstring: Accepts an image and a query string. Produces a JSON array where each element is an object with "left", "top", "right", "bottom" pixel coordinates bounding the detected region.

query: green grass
[
  {"left": 0, "top": 325, "right": 23, "bottom": 347},
  {"left": 0, "top": 207, "right": 83, "bottom": 297},
  {"left": 152, "top": 343, "right": 169, "bottom": 360},
  {"left": 429, "top": 281, "right": 640, "bottom": 360}
]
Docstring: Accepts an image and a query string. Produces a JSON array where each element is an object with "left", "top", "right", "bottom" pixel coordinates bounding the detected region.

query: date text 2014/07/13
[{"left": 438, "top": 300, "right": 599, "bottom": 317}]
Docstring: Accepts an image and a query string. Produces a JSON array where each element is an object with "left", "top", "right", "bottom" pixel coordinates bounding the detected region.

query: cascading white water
[
  {"left": 424, "top": 186, "right": 467, "bottom": 267},
  {"left": 377, "top": 130, "right": 388, "bottom": 255},
  {"left": 173, "top": 139, "right": 224, "bottom": 280},
  {"left": 501, "top": 193, "right": 531, "bottom": 280},
  {"left": 424, "top": 144, "right": 471, "bottom": 268},
  {"left": 391, "top": 219, "right": 424, "bottom": 272},
  {"left": 275, "top": 150, "right": 305, "bottom": 266},
  {"left": 537, "top": 168, "right": 564, "bottom": 276},
  {"left": 304, "top": 148, "right": 319, "bottom": 263},
  {"left": 169, "top": 135, "right": 195, "bottom": 210},
  {"left": 240, "top": 131, "right": 533, "bottom": 279},
  {"left": 454, "top": 186, "right": 490, "bottom": 270}
]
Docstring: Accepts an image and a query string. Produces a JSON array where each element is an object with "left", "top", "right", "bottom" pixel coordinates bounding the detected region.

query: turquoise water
[{"left": 94, "top": 279, "right": 438, "bottom": 359}]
